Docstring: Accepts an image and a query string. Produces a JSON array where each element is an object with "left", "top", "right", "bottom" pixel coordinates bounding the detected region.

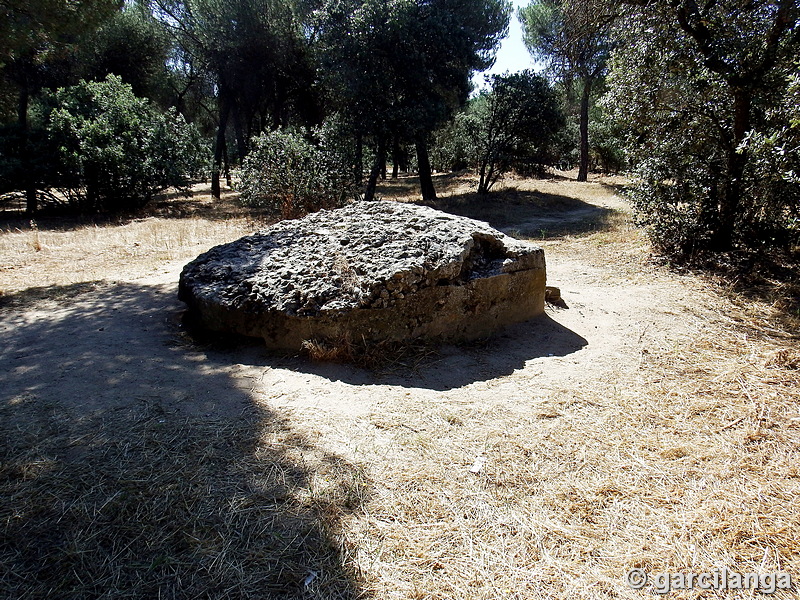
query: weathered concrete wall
[{"left": 179, "top": 201, "right": 546, "bottom": 350}]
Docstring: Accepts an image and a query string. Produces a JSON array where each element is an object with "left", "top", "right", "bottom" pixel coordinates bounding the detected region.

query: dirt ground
[{"left": 1, "top": 174, "right": 798, "bottom": 599}]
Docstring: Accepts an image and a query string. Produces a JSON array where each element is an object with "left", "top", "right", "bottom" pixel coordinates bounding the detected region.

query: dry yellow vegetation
[{"left": 1, "top": 175, "right": 798, "bottom": 599}]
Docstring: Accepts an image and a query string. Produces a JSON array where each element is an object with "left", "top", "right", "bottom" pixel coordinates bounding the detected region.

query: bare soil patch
[{"left": 1, "top": 177, "right": 798, "bottom": 599}]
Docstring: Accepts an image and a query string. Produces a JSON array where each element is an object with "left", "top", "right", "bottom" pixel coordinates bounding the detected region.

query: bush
[
  {"left": 238, "top": 128, "right": 353, "bottom": 219},
  {"left": 610, "top": 66, "right": 800, "bottom": 258},
  {"left": 45, "top": 75, "right": 207, "bottom": 212},
  {"left": 739, "top": 72, "right": 800, "bottom": 247},
  {"left": 605, "top": 10, "right": 799, "bottom": 257},
  {"left": 460, "top": 71, "right": 564, "bottom": 194},
  {"left": 625, "top": 158, "right": 718, "bottom": 258},
  {"left": 589, "top": 112, "right": 626, "bottom": 174},
  {"left": 430, "top": 118, "right": 470, "bottom": 173}
]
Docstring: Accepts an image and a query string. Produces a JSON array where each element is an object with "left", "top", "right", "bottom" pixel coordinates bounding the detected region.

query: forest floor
[{"left": 1, "top": 172, "right": 799, "bottom": 599}]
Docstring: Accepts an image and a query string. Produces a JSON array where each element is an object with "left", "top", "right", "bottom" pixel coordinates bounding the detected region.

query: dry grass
[
  {"left": 0, "top": 398, "right": 367, "bottom": 599},
  {"left": 340, "top": 318, "right": 800, "bottom": 599},
  {"left": 2, "top": 173, "right": 799, "bottom": 599},
  {"left": 0, "top": 186, "right": 259, "bottom": 300},
  {"left": 340, "top": 172, "right": 799, "bottom": 598}
]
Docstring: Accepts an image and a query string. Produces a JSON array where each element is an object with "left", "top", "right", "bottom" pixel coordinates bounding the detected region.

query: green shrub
[
  {"left": 625, "top": 158, "right": 718, "bottom": 258},
  {"left": 739, "top": 72, "right": 800, "bottom": 247},
  {"left": 238, "top": 128, "right": 353, "bottom": 219},
  {"left": 45, "top": 75, "right": 207, "bottom": 212},
  {"left": 589, "top": 113, "right": 626, "bottom": 174},
  {"left": 430, "top": 118, "right": 470, "bottom": 173},
  {"left": 605, "top": 10, "right": 799, "bottom": 257},
  {"left": 460, "top": 71, "right": 564, "bottom": 194}
]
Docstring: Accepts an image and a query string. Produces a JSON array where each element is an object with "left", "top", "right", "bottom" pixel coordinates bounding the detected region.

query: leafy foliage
[
  {"left": 44, "top": 75, "right": 207, "bottom": 212},
  {"left": 460, "top": 71, "right": 563, "bottom": 194},
  {"left": 238, "top": 128, "right": 354, "bottom": 219},
  {"left": 520, "top": 0, "right": 613, "bottom": 75},
  {"left": 152, "top": 0, "right": 315, "bottom": 133},
  {"left": 313, "top": 0, "right": 512, "bottom": 200},
  {"left": 430, "top": 118, "right": 471, "bottom": 173},
  {"left": 519, "top": 0, "right": 616, "bottom": 181},
  {"left": 0, "top": 0, "right": 122, "bottom": 211},
  {"left": 0, "top": 0, "right": 120, "bottom": 71},
  {"left": 605, "top": 1, "right": 799, "bottom": 257},
  {"left": 587, "top": 106, "right": 626, "bottom": 173},
  {"left": 150, "top": 0, "right": 319, "bottom": 198},
  {"left": 79, "top": 3, "right": 173, "bottom": 105},
  {"left": 740, "top": 70, "right": 800, "bottom": 244}
]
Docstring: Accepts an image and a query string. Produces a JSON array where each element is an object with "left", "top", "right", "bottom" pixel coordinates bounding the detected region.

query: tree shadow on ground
[
  {"left": 375, "top": 171, "right": 471, "bottom": 202},
  {"left": 0, "top": 282, "right": 366, "bottom": 600},
  {"left": 0, "top": 188, "right": 262, "bottom": 233},
  {"left": 283, "top": 312, "right": 588, "bottom": 392},
  {"left": 431, "top": 189, "right": 617, "bottom": 240},
  {"left": 141, "top": 188, "right": 271, "bottom": 223},
  {"left": 0, "top": 210, "right": 127, "bottom": 233},
  {"left": 598, "top": 180, "right": 628, "bottom": 195},
  {"left": 674, "top": 249, "right": 800, "bottom": 336}
]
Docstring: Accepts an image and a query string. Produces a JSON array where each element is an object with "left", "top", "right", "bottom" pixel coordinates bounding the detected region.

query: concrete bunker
[{"left": 179, "top": 201, "right": 547, "bottom": 351}]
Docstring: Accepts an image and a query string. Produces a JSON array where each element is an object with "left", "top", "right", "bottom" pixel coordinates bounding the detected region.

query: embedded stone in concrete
[{"left": 178, "top": 200, "right": 546, "bottom": 350}]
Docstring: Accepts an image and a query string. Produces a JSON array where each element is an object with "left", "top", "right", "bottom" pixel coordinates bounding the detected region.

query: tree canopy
[
  {"left": 461, "top": 71, "right": 563, "bottom": 194},
  {"left": 519, "top": 0, "right": 616, "bottom": 181},
  {"left": 0, "top": 0, "right": 797, "bottom": 259},
  {"left": 149, "top": 0, "right": 318, "bottom": 197},
  {"left": 313, "top": 0, "right": 511, "bottom": 200},
  {"left": 1, "top": 0, "right": 121, "bottom": 211},
  {"left": 605, "top": 0, "right": 799, "bottom": 255}
]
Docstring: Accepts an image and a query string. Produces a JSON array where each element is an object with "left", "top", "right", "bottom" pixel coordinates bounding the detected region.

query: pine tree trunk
[
  {"left": 354, "top": 133, "right": 363, "bottom": 185},
  {"left": 18, "top": 87, "right": 37, "bottom": 214},
  {"left": 212, "top": 99, "right": 231, "bottom": 200},
  {"left": 223, "top": 141, "right": 232, "bottom": 188},
  {"left": 478, "top": 158, "right": 489, "bottom": 195},
  {"left": 416, "top": 137, "right": 437, "bottom": 203},
  {"left": 577, "top": 79, "right": 591, "bottom": 183},
  {"left": 713, "top": 89, "right": 751, "bottom": 250},
  {"left": 232, "top": 105, "right": 247, "bottom": 161},
  {"left": 391, "top": 136, "right": 400, "bottom": 179},
  {"left": 364, "top": 138, "right": 386, "bottom": 202}
]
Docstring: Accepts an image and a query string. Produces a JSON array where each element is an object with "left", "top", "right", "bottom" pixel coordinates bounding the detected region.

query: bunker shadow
[
  {"left": 0, "top": 282, "right": 366, "bottom": 599},
  {"left": 288, "top": 312, "right": 588, "bottom": 392}
]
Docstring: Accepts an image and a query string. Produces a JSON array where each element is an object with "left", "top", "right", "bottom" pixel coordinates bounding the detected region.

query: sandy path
[
  {"left": 241, "top": 229, "right": 714, "bottom": 455},
  {"left": 0, "top": 194, "right": 714, "bottom": 501},
  {"left": 0, "top": 192, "right": 665, "bottom": 418}
]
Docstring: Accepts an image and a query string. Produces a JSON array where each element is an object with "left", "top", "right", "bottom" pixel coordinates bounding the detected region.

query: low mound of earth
[{"left": 178, "top": 200, "right": 546, "bottom": 350}]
